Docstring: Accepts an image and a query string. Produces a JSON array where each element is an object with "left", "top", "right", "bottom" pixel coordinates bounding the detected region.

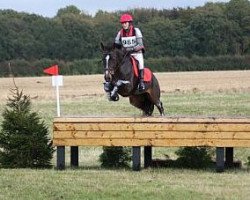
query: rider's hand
[{"left": 126, "top": 47, "right": 134, "bottom": 52}]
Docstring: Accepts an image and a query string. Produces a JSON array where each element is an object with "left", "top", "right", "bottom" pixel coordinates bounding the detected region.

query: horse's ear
[
  {"left": 113, "top": 43, "right": 122, "bottom": 49},
  {"left": 100, "top": 42, "right": 105, "bottom": 51}
]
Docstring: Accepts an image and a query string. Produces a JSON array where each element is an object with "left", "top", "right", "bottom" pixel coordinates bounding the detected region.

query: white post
[
  {"left": 56, "top": 84, "right": 60, "bottom": 117},
  {"left": 52, "top": 75, "right": 63, "bottom": 117}
]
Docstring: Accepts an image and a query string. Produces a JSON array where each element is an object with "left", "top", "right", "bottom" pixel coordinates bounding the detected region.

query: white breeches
[{"left": 131, "top": 53, "right": 144, "bottom": 70}]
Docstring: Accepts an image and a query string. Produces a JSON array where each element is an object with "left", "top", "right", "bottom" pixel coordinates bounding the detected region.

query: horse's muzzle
[{"left": 104, "top": 70, "right": 112, "bottom": 82}]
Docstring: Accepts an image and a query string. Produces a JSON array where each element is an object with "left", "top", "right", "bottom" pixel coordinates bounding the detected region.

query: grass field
[{"left": 0, "top": 71, "right": 250, "bottom": 199}]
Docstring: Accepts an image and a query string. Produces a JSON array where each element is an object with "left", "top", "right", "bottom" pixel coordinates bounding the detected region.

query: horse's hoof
[{"left": 110, "top": 94, "right": 119, "bottom": 101}]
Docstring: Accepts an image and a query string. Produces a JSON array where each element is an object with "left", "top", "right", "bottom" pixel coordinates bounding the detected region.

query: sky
[{"left": 0, "top": 0, "right": 230, "bottom": 17}]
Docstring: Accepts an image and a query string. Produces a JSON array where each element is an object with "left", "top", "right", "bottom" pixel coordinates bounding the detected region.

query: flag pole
[
  {"left": 43, "top": 65, "right": 62, "bottom": 117},
  {"left": 56, "top": 80, "right": 61, "bottom": 117}
]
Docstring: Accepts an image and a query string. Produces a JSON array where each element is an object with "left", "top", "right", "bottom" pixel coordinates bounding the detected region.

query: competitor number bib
[{"left": 121, "top": 36, "right": 136, "bottom": 48}]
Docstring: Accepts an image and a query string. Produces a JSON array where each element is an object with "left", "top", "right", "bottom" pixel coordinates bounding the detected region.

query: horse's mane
[
  {"left": 102, "top": 42, "right": 126, "bottom": 56},
  {"left": 104, "top": 43, "right": 115, "bottom": 52}
]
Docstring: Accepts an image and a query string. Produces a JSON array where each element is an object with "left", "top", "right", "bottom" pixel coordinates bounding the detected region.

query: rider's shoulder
[{"left": 134, "top": 27, "right": 143, "bottom": 37}]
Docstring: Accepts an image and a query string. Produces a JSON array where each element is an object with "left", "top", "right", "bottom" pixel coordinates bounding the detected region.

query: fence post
[
  {"left": 70, "top": 146, "right": 79, "bottom": 167},
  {"left": 132, "top": 147, "right": 141, "bottom": 171},
  {"left": 144, "top": 146, "right": 152, "bottom": 168},
  {"left": 225, "top": 147, "right": 234, "bottom": 168},
  {"left": 57, "top": 146, "right": 65, "bottom": 170},
  {"left": 216, "top": 147, "right": 225, "bottom": 172}
]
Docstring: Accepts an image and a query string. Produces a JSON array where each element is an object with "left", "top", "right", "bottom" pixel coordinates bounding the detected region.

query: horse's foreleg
[
  {"left": 110, "top": 85, "right": 119, "bottom": 100},
  {"left": 116, "top": 80, "right": 130, "bottom": 87},
  {"left": 110, "top": 80, "right": 130, "bottom": 101}
]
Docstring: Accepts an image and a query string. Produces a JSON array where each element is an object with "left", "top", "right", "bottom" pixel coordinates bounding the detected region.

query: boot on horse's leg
[
  {"left": 138, "top": 69, "right": 146, "bottom": 92},
  {"left": 110, "top": 85, "right": 119, "bottom": 101},
  {"left": 103, "top": 81, "right": 119, "bottom": 101},
  {"left": 103, "top": 81, "right": 113, "bottom": 92}
]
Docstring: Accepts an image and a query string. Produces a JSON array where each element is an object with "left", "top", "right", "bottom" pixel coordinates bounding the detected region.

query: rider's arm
[
  {"left": 114, "top": 32, "right": 122, "bottom": 45},
  {"left": 133, "top": 28, "right": 145, "bottom": 52},
  {"left": 114, "top": 31, "right": 123, "bottom": 49}
]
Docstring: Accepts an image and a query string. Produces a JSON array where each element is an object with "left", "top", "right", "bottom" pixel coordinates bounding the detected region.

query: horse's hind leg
[
  {"left": 155, "top": 100, "right": 165, "bottom": 116},
  {"left": 147, "top": 89, "right": 165, "bottom": 116},
  {"left": 146, "top": 75, "right": 165, "bottom": 116},
  {"left": 129, "top": 95, "right": 154, "bottom": 116},
  {"left": 143, "top": 101, "right": 154, "bottom": 116}
]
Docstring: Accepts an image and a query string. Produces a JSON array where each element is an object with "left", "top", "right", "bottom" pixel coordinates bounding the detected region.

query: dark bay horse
[{"left": 101, "top": 43, "right": 164, "bottom": 116}]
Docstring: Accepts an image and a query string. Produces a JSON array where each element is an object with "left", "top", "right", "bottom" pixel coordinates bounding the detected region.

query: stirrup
[
  {"left": 138, "top": 81, "right": 145, "bottom": 92},
  {"left": 138, "top": 69, "right": 145, "bottom": 91}
]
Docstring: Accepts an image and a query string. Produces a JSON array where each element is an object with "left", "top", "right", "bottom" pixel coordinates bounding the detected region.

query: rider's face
[{"left": 121, "top": 22, "right": 130, "bottom": 30}]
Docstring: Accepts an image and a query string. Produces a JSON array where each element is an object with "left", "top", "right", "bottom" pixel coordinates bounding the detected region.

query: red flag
[{"left": 43, "top": 65, "right": 59, "bottom": 75}]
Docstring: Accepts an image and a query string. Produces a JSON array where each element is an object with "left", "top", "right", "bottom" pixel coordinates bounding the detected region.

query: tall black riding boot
[{"left": 138, "top": 69, "right": 146, "bottom": 92}]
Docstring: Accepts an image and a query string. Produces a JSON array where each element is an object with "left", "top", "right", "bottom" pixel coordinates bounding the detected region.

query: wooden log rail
[{"left": 53, "top": 117, "right": 250, "bottom": 172}]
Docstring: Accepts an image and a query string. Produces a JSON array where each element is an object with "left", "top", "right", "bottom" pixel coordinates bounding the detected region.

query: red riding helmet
[{"left": 120, "top": 14, "right": 133, "bottom": 23}]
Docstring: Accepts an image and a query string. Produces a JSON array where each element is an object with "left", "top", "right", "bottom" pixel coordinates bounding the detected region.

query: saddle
[{"left": 130, "top": 57, "right": 152, "bottom": 82}]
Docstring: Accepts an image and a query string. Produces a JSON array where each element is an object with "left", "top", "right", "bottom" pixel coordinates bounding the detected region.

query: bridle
[
  {"left": 103, "top": 53, "right": 112, "bottom": 82},
  {"left": 103, "top": 50, "right": 129, "bottom": 82}
]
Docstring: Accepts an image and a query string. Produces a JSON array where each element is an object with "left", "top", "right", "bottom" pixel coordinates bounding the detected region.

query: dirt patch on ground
[{"left": 0, "top": 70, "right": 249, "bottom": 101}]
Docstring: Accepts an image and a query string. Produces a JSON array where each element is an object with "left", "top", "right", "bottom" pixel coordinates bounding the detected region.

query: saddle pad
[{"left": 131, "top": 57, "right": 152, "bottom": 82}]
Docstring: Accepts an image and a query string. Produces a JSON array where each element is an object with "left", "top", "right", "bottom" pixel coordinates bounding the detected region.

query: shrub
[
  {"left": 175, "top": 147, "right": 213, "bottom": 169},
  {"left": 247, "top": 156, "right": 250, "bottom": 169},
  {"left": 99, "top": 147, "right": 131, "bottom": 168},
  {"left": 0, "top": 86, "right": 54, "bottom": 168}
]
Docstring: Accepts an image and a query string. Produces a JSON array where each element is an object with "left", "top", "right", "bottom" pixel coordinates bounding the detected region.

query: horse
[{"left": 101, "top": 43, "right": 164, "bottom": 116}]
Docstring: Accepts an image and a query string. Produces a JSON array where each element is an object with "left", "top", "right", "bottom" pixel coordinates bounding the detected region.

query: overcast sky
[{"left": 0, "top": 0, "right": 230, "bottom": 17}]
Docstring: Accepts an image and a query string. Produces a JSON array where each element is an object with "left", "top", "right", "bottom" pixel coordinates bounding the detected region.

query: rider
[{"left": 114, "top": 13, "right": 146, "bottom": 92}]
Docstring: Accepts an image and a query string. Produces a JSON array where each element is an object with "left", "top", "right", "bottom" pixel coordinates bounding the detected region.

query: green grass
[
  {"left": 1, "top": 168, "right": 250, "bottom": 200},
  {"left": 0, "top": 91, "right": 250, "bottom": 199},
  {"left": 1, "top": 91, "right": 249, "bottom": 124}
]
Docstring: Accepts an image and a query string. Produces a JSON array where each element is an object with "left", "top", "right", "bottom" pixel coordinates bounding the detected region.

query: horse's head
[{"left": 101, "top": 42, "right": 126, "bottom": 80}]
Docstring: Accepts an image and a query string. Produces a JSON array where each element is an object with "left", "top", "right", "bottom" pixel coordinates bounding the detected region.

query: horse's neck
[
  {"left": 117, "top": 56, "right": 138, "bottom": 93},
  {"left": 114, "top": 55, "right": 138, "bottom": 95},
  {"left": 117, "top": 56, "right": 133, "bottom": 79}
]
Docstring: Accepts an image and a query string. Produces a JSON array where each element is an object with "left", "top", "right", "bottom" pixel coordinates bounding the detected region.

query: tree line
[{"left": 0, "top": 0, "right": 250, "bottom": 76}]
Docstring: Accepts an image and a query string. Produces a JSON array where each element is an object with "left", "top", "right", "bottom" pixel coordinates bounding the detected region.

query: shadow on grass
[
  {"left": 150, "top": 158, "right": 242, "bottom": 171},
  {"left": 53, "top": 165, "right": 132, "bottom": 171}
]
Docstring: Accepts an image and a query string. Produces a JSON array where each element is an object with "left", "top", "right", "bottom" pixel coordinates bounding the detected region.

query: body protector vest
[{"left": 115, "top": 26, "right": 144, "bottom": 53}]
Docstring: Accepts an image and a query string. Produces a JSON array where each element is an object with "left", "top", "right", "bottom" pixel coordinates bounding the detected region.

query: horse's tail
[{"left": 151, "top": 74, "right": 161, "bottom": 99}]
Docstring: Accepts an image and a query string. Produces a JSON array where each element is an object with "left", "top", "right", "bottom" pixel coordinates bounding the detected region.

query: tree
[
  {"left": 187, "top": 10, "right": 240, "bottom": 56},
  {"left": 142, "top": 17, "right": 186, "bottom": 57},
  {"left": 94, "top": 10, "right": 119, "bottom": 43},
  {"left": 56, "top": 5, "right": 82, "bottom": 17},
  {"left": 226, "top": 0, "right": 250, "bottom": 54},
  {"left": 0, "top": 86, "right": 54, "bottom": 168},
  {"left": 57, "top": 14, "right": 98, "bottom": 60}
]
